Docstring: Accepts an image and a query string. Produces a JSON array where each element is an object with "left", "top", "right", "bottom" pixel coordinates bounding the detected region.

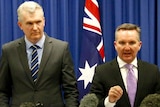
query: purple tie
[{"left": 126, "top": 64, "right": 137, "bottom": 107}]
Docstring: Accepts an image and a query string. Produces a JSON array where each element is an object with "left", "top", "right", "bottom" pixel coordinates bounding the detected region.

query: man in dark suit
[
  {"left": 90, "top": 23, "right": 160, "bottom": 107},
  {"left": 0, "top": 1, "right": 78, "bottom": 107}
]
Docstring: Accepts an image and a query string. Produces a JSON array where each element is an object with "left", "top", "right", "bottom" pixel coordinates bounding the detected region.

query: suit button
[{"left": 35, "top": 102, "right": 43, "bottom": 107}]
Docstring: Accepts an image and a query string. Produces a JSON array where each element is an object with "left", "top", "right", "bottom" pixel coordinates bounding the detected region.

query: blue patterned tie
[
  {"left": 126, "top": 64, "right": 137, "bottom": 107},
  {"left": 31, "top": 45, "right": 39, "bottom": 82}
]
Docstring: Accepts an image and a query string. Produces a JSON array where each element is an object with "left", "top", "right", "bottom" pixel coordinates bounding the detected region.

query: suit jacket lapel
[
  {"left": 36, "top": 35, "right": 52, "bottom": 83},
  {"left": 111, "top": 59, "right": 131, "bottom": 106},
  {"left": 111, "top": 59, "right": 126, "bottom": 91},
  {"left": 17, "top": 37, "right": 34, "bottom": 83},
  {"left": 17, "top": 35, "right": 53, "bottom": 85},
  {"left": 134, "top": 60, "right": 145, "bottom": 106}
]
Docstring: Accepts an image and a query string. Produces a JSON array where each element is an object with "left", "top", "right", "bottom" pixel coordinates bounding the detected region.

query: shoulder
[
  {"left": 44, "top": 35, "right": 71, "bottom": 54},
  {"left": 95, "top": 58, "right": 119, "bottom": 75},
  {"left": 45, "top": 35, "right": 68, "bottom": 47},
  {"left": 138, "top": 60, "right": 158, "bottom": 68},
  {"left": 138, "top": 60, "right": 159, "bottom": 76},
  {"left": 2, "top": 37, "right": 24, "bottom": 49},
  {"left": 96, "top": 58, "right": 118, "bottom": 69}
]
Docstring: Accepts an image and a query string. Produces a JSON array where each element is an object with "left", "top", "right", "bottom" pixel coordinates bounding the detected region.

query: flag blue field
[{"left": 77, "top": 0, "right": 105, "bottom": 100}]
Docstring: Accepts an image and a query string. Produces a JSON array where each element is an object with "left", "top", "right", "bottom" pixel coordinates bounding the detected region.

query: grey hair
[{"left": 17, "top": 1, "right": 44, "bottom": 22}]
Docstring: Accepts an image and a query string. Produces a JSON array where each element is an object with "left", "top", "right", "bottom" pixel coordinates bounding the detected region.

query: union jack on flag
[{"left": 77, "top": 0, "right": 105, "bottom": 100}]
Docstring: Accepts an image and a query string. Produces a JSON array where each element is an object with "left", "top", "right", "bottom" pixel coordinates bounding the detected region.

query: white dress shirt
[
  {"left": 25, "top": 34, "right": 45, "bottom": 69},
  {"left": 104, "top": 56, "right": 138, "bottom": 107}
]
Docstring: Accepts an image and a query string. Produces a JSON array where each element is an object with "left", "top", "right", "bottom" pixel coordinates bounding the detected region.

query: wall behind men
[{"left": 0, "top": 0, "right": 160, "bottom": 76}]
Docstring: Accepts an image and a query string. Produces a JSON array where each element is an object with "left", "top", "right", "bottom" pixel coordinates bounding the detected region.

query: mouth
[
  {"left": 32, "top": 33, "right": 39, "bottom": 35},
  {"left": 123, "top": 53, "right": 131, "bottom": 56},
  {"left": 31, "top": 33, "right": 40, "bottom": 37},
  {"left": 32, "top": 31, "right": 40, "bottom": 34}
]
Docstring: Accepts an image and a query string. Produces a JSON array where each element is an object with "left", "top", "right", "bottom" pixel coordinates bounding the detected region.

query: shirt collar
[
  {"left": 117, "top": 56, "right": 138, "bottom": 68},
  {"left": 25, "top": 33, "right": 45, "bottom": 49}
]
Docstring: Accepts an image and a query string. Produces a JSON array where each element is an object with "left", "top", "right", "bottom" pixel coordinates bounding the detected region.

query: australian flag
[{"left": 77, "top": 0, "right": 105, "bottom": 100}]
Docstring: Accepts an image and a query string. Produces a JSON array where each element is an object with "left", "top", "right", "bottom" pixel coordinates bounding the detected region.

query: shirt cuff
[{"left": 104, "top": 96, "right": 116, "bottom": 107}]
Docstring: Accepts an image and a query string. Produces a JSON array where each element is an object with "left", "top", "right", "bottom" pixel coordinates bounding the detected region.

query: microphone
[{"left": 79, "top": 93, "right": 99, "bottom": 107}]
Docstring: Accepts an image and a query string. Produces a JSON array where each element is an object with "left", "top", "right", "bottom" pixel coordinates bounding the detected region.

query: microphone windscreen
[{"left": 79, "top": 93, "right": 99, "bottom": 107}]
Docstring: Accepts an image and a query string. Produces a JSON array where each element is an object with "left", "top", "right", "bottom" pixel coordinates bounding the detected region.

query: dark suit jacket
[
  {"left": 90, "top": 58, "right": 160, "bottom": 107},
  {"left": 0, "top": 34, "right": 79, "bottom": 107}
]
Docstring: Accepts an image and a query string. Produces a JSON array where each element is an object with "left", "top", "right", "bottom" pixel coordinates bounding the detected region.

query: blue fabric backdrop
[{"left": 1, "top": 0, "right": 160, "bottom": 77}]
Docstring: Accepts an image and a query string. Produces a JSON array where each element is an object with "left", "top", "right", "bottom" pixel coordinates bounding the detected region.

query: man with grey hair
[{"left": 0, "top": 1, "right": 78, "bottom": 107}]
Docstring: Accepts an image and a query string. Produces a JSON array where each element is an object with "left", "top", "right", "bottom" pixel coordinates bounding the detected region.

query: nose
[
  {"left": 124, "top": 43, "right": 131, "bottom": 50},
  {"left": 33, "top": 23, "right": 38, "bottom": 30}
]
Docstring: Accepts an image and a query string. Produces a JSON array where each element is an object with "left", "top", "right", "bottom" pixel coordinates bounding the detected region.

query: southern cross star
[{"left": 78, "top": 61, "right": 97, "bottom": 89}]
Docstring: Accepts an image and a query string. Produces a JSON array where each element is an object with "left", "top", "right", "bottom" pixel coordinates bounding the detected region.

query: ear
[
  {"left": 17, "top": 21, "right": 23, "bottom": 30},
  {"left": 114, "top": 41, "right": 117, "bottom": 49},
  {"left": 138, "top": 41, "right": 142, "bottom": 50},
  {"left": 43, "top": 17, "right": 45, "bottom": 26}
]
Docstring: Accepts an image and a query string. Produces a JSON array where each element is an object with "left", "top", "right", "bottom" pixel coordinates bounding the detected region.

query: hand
[{"left": 108, "top": 85, "right": 123, "bottom": 103}]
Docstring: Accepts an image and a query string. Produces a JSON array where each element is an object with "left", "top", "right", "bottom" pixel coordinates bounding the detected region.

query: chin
[{"left": 123, "top": 58, "right": 133, "bottom": 63}]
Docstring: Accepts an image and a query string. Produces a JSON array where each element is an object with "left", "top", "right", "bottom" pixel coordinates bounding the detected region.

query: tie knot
[
  {"left": 30, "top": 45, "right": 39, "bottom": 50},
  {"left": 125, "top": 64, "right": 133, "bottom": 70}
]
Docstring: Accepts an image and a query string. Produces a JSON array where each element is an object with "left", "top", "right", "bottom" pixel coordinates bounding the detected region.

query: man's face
[
  {"left": 114, "top": 30, "right": 142, "bottom": 63},
  {"left": 18, "top": 9, "right": 45, "bottom": 44}
]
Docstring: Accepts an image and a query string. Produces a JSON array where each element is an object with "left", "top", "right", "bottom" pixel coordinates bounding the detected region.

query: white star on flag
[{"left": 78, "top": 60, "right": 97, "bottom": 89}]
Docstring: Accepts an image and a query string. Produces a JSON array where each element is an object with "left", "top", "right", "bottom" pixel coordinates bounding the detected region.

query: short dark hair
[
  {"left": 140, "top": 94, "right": 160, "bottom": 107},
  {"left": 116, "top": 23, "right": 140, "bottom": 33},
  {"left": 115, "top": 23, "right": 141, "bottom": 41}
]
